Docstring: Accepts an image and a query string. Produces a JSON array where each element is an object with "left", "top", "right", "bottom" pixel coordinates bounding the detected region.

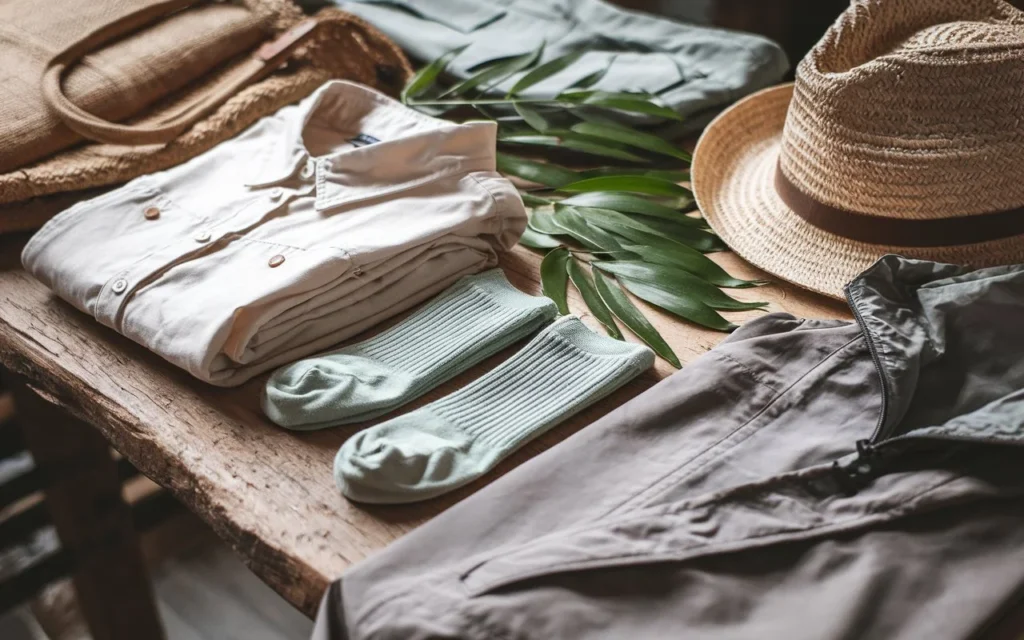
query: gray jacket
[
  {"left": 314, "top": 0, "right": 789, "bottom": 131},
  {"left": 314, "top": 256, "right": 1024, "bottom": 639}
]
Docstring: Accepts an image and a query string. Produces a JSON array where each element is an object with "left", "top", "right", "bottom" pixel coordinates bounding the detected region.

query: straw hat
[{"left": 691, "top": 0, "right": 1024, "bottom": 300}]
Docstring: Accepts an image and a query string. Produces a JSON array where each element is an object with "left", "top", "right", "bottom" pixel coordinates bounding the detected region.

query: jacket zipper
[
  {"left": 834, "top": 284, "right": 1024, "bottom": 494},
  {"left": 833, "top": 283, "right": 892, "bottom": 494},
  {"left": 846, "top": 283, "right": 890, "bottom": 444}
]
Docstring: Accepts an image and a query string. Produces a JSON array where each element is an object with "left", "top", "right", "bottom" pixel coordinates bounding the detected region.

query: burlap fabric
[
  {"left": 0, "top": 0, "right": 271, "bottom": 173},
  {"left": 0, "top": 0, "right": 410, "bottom": 233},
  {"left": 691, "top": 0, "right": 1024, "bottom": 299}
]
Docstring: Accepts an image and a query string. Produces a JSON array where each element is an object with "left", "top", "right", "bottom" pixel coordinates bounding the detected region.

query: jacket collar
[
  {"left": 846, "top": 255, "right": 1024, "bottom": 445},
  {"left": 248, "top": 80, "right": 497, "bottom": 211}
]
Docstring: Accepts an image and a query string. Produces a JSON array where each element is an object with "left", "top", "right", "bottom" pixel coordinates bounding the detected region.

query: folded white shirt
[{"left": 22, "top": 80, "right": 526, "bottom": 386}]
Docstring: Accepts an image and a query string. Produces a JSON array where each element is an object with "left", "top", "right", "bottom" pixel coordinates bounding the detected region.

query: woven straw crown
[
  {"left": 781, "top": 0, "right": 1024, "bottom": 220},
  {"left": 692, "top": 0, "right": 1024, "bottom": 300}
]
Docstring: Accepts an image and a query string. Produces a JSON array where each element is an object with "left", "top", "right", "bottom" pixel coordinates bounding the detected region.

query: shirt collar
[{"left": 248, "top": 80, "right": 497, "bottom": 211}]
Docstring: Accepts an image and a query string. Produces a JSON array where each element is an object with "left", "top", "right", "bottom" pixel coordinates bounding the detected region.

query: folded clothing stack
[{"left": 21, "top": 81, "right": 526, "bottom": 386}]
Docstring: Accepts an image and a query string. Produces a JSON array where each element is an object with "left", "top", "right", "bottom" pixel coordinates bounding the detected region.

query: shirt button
[
  {"left": 270, "top": 188, "right": 284, "bottom": 200},
  {"left": 195, "top": 230, "right": 212, "bottom": 243},
  {"left": 143, "top": 207, "right": 160, "bottom": 220},
  {"left": 111, "top": 278, "right": 128, "bottom": 294},
  {"left": 268, "top": 254, "right": 285, "bottom": 268}
]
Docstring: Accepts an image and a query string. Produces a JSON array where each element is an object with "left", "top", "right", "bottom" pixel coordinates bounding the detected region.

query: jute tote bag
[{"left": 0, "top": 0, "right": 411, "bottom": 232}]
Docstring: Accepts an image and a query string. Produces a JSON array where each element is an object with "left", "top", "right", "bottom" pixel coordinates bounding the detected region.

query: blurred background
[
  {"left": 616, "top": 0, "right": 1024, "bottom": 70},
  {"left": 615, "top": 0, "right": 849, "bottom": 66}
]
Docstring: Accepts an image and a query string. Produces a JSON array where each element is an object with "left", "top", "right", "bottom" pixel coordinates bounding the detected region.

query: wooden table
[
  {"left": 0, "top": 234, "right": 842, "bottom": 637},
  {"left": 5, "top": 233, "right": 1018, "bottom": 639}
]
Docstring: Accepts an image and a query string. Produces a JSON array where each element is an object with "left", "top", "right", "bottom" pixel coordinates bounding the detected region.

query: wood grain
[{"left": 0, "top": 240, "right": 848, "bottom": 617}]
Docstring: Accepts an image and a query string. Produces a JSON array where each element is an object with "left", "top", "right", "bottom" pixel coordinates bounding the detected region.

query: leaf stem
[{"left": 408, "top": 98, "right": 576, "bottom": 107}]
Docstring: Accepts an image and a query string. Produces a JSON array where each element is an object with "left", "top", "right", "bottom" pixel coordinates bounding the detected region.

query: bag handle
[{"left": 41, "top": 0, "right": 318, "bottom": 146}]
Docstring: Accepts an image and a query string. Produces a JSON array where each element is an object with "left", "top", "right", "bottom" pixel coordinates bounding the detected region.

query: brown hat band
[{"left": 774, "top": 164, "right": 1024, "bottom": 247}]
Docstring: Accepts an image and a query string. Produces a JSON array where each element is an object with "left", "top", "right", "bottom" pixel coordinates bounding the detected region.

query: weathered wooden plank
[{"left": 0, "top": 241, "right": 848, "bottom": 617}]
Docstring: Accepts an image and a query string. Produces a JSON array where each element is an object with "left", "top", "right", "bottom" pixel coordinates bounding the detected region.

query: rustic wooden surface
[{"left": 0, "top": 232, "right": 848, "bottom": 617}]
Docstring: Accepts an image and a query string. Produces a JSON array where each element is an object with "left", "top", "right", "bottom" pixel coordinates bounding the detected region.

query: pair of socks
[
  {"left": 264, "top": 269, "right": 654, "bottom": 504},
  {"left": 263, "top": 269, "right": 558, "bottom": 429}
]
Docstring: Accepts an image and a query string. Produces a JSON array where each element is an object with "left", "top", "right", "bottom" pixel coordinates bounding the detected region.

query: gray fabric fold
[{"left": 314, "top": 256, "right": 1024, "bottom": 639}]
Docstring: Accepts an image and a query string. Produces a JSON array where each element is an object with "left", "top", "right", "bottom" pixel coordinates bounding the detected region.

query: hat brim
[{"left": 692, "top": 83, "right": 1024, "bottom": 300}]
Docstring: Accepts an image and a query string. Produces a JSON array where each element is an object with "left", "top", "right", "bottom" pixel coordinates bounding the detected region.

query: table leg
[{"left": 9, "top": 376, "right": 165, "bottom": 640}]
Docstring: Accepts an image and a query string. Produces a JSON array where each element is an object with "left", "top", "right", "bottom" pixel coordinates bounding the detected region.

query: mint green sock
[
  {"left": 334, "top": 316, "right": 655, "bottom": 504},
  {"left": 262, "top": 269, "right": 558, "bottom": 430}
]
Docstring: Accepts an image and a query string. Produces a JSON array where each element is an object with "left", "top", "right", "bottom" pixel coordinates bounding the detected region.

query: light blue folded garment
[{"left": 302, "top": 0, "right": 788, "bottom": 133}]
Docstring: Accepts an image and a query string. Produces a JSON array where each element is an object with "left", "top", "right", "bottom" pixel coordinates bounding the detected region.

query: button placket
[
  {"left": 95, "top": 270, "right": 136, "bottom": 329},
  {"left": 97, "top": 188, "right": 278, "bottom": 333},
  {"left": 97, "top": 205, "right": 241, "bottom": 331}
]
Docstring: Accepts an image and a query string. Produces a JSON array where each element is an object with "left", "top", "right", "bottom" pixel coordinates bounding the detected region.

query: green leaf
[
  {"left": 401, "top": 45, "right": 469, "bottom": 103},
  {"left": 570, "top": 121, "right": 691, "bottom": 162},
  {"left": 643, "top": 169, "right": 691, "bottom": 182},
  {"left": 500, "top": 132, "right": 647, "bottom": 163},
  {"left": 578, "top": 168, "right": 690, "bottom": 182},
  {"left": 619, "top": 242, "right": 764, "bottom": 288},
  {"left": 568, "top": 58, "right": 614, "bottom": 90},
  {"left": 528, "top": 209, "right": 564, "bottom": 235},
  {"left": 574, "top": 204, "right": 718, "bottom": 253},
  {"left": 567, "top": 259, "right": 622, "bottom": 339},
  {"left": 569, "top": 208, "right": 752, "bottom": 287},
  {"left": 519, "top": 226, "right": 563, "bottom": 250},
  {"left": 551, "top": 205, "right": 630, "bottom": 254},
  {"left": 579, "top": 206, "right": 685, "bottom": 246},
  {"left": 574, "top": 205, "right": 687, "bottom": 244},
  {"left": 593, "top": 261, "right": 767, "bottom": 311},
  {"left": 513, "top": 103, "right": 550, "bottom": 132},
  {"left": 633, "top": 217, "right": 726, "bottom": 253},
  {"left": 615, "top": 277, "right": 736, "bottom": 332},
  {"left": 560, "top": 135, "right": 648, "bottom": 162},
  {"left": 442, "top": 44, "right": 544, "bottom": 98},
  {"left": 557, "top": 89, "right": 597, "bottom": 102},
  {"left": 541, "top": 248, "right": 571, "bottom": 315},
  {"left": 592, "top": 270, "right": 680, "bottom": 367},
  {"left": 559, "top": 176, "right": 692, "bottom": 198},
  {"left": 507, "top": 51, "right": 586, "bottom": 96},
  {"left": 570, "top": 91, "right": 682, "bottom": 121},
  {"left": 563, "top": 192, "right": 704, "bottom": 226},
  {"left": 496, "top": 153, "right": 579, "bottom": 188},
  {"left": 521, "top": 193, "right": 554, "bottom": 207}
]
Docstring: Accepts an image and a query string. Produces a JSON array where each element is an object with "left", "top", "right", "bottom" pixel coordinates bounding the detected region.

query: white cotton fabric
[{"left": 22, "top": 80, "right": 526, "bottom": 386}]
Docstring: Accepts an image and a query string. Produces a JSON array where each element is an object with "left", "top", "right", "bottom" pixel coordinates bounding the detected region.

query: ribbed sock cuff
[
  {"left": 431, "top": 317, "right": 654, "bottom": 451},
  {"left": 351, "top": 269, "right": 557, "bottom": 375}
]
